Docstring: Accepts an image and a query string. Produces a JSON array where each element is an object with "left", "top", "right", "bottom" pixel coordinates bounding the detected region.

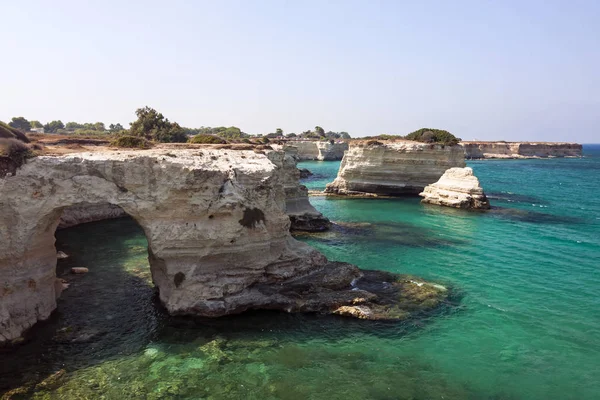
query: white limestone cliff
[
  {"left": 281, "top": 152, "right": 330, "bottom": 231},
  {"left": 325, "top": 141, "right": 466, "bottom": 195},
  {"left": 0, "top": 147, "right": 444, "bottom": 343},
  {"left": 282, "top": 141, "right": 348, "bottom": 161},
  {"left": 461, "top": 142, "right": 582, "bottom": 159},
  {"left": 419, "top": 167, "right": 490, "bottom": 209}
]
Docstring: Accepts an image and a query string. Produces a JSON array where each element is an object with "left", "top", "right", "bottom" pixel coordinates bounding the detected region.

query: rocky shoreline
[{"left": 0, "top": 146, "right": 449, "bottom": 343}]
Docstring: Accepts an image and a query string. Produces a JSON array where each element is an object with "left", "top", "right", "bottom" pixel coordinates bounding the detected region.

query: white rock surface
[
  {"left": 282, "top": 141, "right": 348, "bottom": 161},
  {"left": 325, "top": 141, "right": 466, "bottom": 195},
  {"left": 0, "top": 148, "right": 331, "bottom": 342},
  {"left": 281, "top": 152, "right": 330, "bottom": 231},
  {"left": 461, "top": 142, "right": 582, "bottom": 159},
  {"left": 419, "top": 167, "right": 490, "bottom": 209}
]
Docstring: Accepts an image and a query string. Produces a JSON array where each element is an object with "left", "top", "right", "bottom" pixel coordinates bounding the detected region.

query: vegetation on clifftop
[
  {"left": 110, "top": 136, "right": 151, "bottom": 149},
  {"left": 0, "top": 121, "right": 30, "bottom": 143},
  {"left": 405, "top": 128, "right": 460, "bottom": 146},
  {"left": 363, "top": 128, "right": 460, "bottom": 146},
  {"left": 188, "top": 134, "right": 227, "bottom": 144},
  {"left": 129, "top": 107, "right": 188, "bottom": 143}
]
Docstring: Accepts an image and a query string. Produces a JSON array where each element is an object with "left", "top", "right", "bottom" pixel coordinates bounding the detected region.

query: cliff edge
[{"left": 461, "top": 141, "right": 582, "bottom": 159}]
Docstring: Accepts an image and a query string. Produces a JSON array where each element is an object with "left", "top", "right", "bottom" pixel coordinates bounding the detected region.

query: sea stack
[
  {"left": 420, "top": 167, "right": 490, "bottom": 209},
  {"left": 325, "top": 140, "right": 466, "bottom": 196},
  {"left": 280, "top": 152, "right": 330, "bottom": 231},
  {"left": 282, "top": 141, "right": 348, "bottom": 161}
]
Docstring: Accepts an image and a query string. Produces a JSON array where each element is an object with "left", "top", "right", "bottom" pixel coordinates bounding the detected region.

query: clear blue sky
[{"left": 2, "top": 0, "right": 599, "bottom": 141}]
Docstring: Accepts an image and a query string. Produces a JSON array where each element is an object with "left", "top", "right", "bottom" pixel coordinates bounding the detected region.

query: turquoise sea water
[{"left": 1, "top": 146, "right": 599, "bottom": 399}]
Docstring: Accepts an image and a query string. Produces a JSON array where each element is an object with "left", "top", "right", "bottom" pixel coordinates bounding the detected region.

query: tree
[
  {"left": 276, "top": 128, "right": 283, "bottom": 136},
  {"left": 66, "top": 122, "right": 84, "bottom": 130},
  {"left": 109, "top": 123, "right": 124, "bottom": 132},
  {"left": 129, "top": 106, "right": 187, "bottom": 143},
  {"left": 314, "top": 126, "right": 325, "bottom": 136},
  {"left": 286, "top": 133, "right": 297, "bottom": 138},
  {"left": 9, "top": 117, "right": 31, "bottom": 132},
  {"left": 30, "top": 120, "right": 43, "bottom": 128},
  {"left": 404, "top": 128, "right": 460, "bottom": 146},
  {"left": 43, "top": 120, "right": 65, "bottom": 133},
  {"left": 93, "top": 122, "right": 106, "bottom": 131}
]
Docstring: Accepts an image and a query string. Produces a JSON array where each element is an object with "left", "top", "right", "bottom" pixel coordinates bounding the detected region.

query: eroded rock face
[
  {"left": 0, "top": 148, "right": 330, "bottom": 342},
  {"left": 325, "top": 141, "right": 466, "bottom": 196},
  {"left": 58, "top": 203, "right": 128, "bottom": 229},
  {"left": 461, "top": 142, "right": 582, "bottom": 159},
  {"left": 2, "top": 148, "right": 449, "bottom": 343},
  {"left": 420, "top": 167, "right": 490, "bottom": 209},
  {"left": 283, "top": 141, "right": 348, "bottom": 161},
  {"left": 280, "top": 152, "right": 330, "bottom": 231}
]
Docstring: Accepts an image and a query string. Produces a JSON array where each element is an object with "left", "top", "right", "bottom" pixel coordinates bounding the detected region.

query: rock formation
[
  {"left": 298, "top": 168, "right": 312, "bottom": 179},
  {"left": 420, "top": 167, "right": 490, "bottom": 209},
  {"left": 281, "top": 152, "right": 330, "bottom": 231},
  {"left": 58, "top": 203, "right": 128, "bottom": 229},
  {"left": 282, "top": 141, "right": 348, "bottom": 161},
  {"left": 0, "top": 147, "right": 446, "bottom": 343},
  {"left": 325, "top": 140, "right": 466, "bottom": 196},
  {"left": 461, "top": 141, "right": 582, "bottom": 159}
]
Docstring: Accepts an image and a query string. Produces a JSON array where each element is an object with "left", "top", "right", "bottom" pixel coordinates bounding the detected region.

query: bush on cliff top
[
  {"left": 0, "top": 121, "right": 30, "bottom": 143},
  {"left": 0, "top": 138, "right": 34, "bottom": 163},
  {"left": 188, "top": 134, "right": 227, "bottom": 144},
  {"left": 405, "top": 128, "right": 460, "bottom": 146},
  {"left": 110, "top": 135, "right": 151, "bottom": 149}
]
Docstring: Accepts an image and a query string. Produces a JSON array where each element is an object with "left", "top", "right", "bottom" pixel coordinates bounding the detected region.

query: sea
[{"left": 1, "top": 145, "right": 599, "bottom": 399}]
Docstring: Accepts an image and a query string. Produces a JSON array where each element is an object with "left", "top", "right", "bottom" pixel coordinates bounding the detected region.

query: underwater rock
[
  {"left": 420, "top": 167, "right": 490, "bottom": 209},
  {"left": 34, "top": 369, "right": 66, "bottom": 391}
]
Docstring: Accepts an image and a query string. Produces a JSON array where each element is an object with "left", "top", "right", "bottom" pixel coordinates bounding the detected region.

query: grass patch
[
  {"left": 188, "top": 134, "right": 227, "bottom": 144},
  {"left": 110, "top": 136, "right": 151, "bottom": 149}
]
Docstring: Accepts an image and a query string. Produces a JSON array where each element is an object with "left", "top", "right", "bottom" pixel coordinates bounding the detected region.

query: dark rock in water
[
  {"left": 298, "top": 168, "right": 313, "bottom": 179},
  {"left": 250, "top": 262, "right": 449, "bottom": 321},
  {"left": 289, "top": 214, "right": 331, "bottom": 232},
  {"left": 491, "top": 206, "right": 582, "bottom": 224}
]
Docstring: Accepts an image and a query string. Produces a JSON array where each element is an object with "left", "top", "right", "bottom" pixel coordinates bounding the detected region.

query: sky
[{"left": 2, "top": 0, "right": 599, "bottom": 142}]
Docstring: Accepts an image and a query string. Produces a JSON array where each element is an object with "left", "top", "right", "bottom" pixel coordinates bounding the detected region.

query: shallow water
[{"left": 2, "top": 146, "right": 599, "bottom": 399}]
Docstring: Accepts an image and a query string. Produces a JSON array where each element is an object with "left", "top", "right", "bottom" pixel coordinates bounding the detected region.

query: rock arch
[{"left": 0, "top": 149, "right": 328, "bottom": 342}]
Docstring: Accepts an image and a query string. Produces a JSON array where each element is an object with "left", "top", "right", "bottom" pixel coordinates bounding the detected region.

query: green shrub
[
  {"left": 188, "top": 134, "right": 227, "bottom": 144},
  {"left": 366, "top": 140, "right": 384, "bottom": 146},
  {"left": 0, "top": 122, "right": 30, "bottom": 143},
  {"left": 0, "top": 138, "right": 33, "bottom": 163},
  {"left": 404, "top": 128, "right": 460, "bottom": 146},
  {"left": 110, "top": 136, "right": 151, "bottom": 149}
]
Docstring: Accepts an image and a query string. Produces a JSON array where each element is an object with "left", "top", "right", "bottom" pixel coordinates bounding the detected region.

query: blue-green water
[{"left": 2, "top": 147, "right": 599, "bottom": 399}]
